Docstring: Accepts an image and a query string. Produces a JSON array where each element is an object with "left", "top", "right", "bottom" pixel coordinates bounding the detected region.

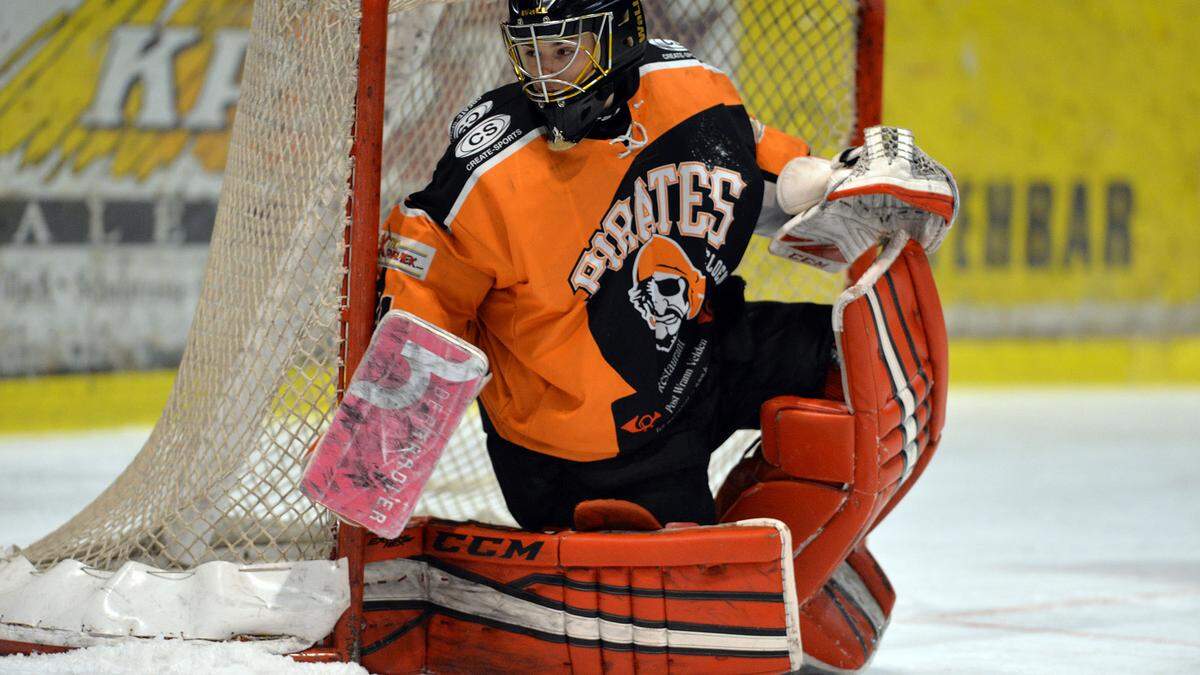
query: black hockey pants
[{"left": 483, "top": 280, "right": 834, "bottom": 531}]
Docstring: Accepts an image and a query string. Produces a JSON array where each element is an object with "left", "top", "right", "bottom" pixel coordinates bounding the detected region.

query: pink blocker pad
[{"left": 301, "top": 310, "right": 488, "bottom": 539}]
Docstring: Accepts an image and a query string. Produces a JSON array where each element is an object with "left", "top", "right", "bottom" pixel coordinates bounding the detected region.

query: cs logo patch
[
  {"left": 450, "top": 100, "right": 494, "bottom": 141},
  {"left": 621, "top": 412, "right": 662, "bottom": 434},
  {"left": 455, "top": 114, "right": 511, "bottom": 158}
]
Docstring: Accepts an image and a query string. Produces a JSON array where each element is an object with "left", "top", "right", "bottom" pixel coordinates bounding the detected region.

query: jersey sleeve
[
  {"left": 754, "top": 120, "right": 811, "bottom": 180},
  {"left": 378, "top": 202, "right": 494, "bottom": 340},
  {"left": 701, "top": 64, "right": 812, "bottom": 177},
  {"left": 753, "top": 121, "right": 814, "bottom": 236},
  {"left": 702, "top": 66, "right": 813, "bottom": 236}
]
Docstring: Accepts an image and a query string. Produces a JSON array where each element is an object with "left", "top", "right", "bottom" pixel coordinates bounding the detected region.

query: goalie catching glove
[{"left": 769, "top": 126, "right": 958, "bottom": 272}]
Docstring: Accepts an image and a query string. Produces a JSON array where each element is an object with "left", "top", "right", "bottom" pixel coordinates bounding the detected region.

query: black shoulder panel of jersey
[
  {"left": 403, "top": 82, "right": 543, "bottom": 231},
  {"left": 640, "top": 37, "right": 699, "bottom": 67}
]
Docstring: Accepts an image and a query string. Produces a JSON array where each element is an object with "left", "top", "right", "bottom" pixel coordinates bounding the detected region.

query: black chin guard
[{"left": 539, "top": 67, "right": 640, "bottom": 144}]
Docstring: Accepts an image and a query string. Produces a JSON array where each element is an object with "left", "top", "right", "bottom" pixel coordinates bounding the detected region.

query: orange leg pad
[
  {"left": 720, "top": 481, "right": 847, "bottom": 557},
  {"left": 798, "top": 543, "right": 895, "bottom": 672},
  {"left": 362, "top": 518, "right": 803, "bottom": 674},
  {"left": 760, "top": 397, "right": 855, "bottom": 483}
]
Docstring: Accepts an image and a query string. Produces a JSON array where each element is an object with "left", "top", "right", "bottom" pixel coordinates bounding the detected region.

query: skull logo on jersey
[{"left": 628, "top": 236, "right": 707, "bottom": 353}]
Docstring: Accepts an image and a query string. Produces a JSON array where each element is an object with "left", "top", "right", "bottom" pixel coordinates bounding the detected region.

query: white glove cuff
[{"left": 775, "top": 156, "right": 833, "bottom": 216}]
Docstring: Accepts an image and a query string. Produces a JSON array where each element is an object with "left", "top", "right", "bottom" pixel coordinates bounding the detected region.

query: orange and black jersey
[{"left": 380, "top": 40, "right": 811, "bottom": 462}]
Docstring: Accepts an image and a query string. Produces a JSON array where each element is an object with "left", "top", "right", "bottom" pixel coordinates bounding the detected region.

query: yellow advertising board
[
  {"left": 1, "top": 0, "right": 249, "bottom": 178},
  {"left": 885, "top": 0, "right": 1200, "bottom": 382}
]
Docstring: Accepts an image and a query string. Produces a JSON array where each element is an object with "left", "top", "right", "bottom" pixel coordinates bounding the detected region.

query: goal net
[{"left": 14, "top": 0, "right": 877, "bottom": 577}]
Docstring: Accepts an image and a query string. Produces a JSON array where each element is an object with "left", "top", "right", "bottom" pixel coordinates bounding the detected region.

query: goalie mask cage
[{"left": 0, "top": 0, "right": 883, "bottom": 662}]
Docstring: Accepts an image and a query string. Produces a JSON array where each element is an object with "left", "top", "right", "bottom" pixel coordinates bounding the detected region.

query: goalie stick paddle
[{"left": 301, "top": 310, "right": 489, "bottom": 539}]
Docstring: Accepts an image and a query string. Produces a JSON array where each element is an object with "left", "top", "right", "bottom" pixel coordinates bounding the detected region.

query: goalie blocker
[{"left": 302, "top": 310, "right": 489, "bottom": 539}]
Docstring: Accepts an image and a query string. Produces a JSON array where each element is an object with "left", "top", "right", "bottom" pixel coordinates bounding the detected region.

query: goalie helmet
[{"left": 502, "top": 0, "right": 648, "bottom": 149}]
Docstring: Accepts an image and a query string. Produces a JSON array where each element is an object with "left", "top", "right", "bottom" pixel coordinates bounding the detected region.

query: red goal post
[{"left": 0, "top": 0, "right": 884, "bottom": 663}]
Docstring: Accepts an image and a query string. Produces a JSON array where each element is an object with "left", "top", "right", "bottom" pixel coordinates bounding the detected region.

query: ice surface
[
  {"left": 0, "top": 427, "right": 152, "bottom": 550},
  {"left": 867, "top": 388, "right": 1200, "bottom": 673},
  {"left": 1, "top": 388, "right": 1198, "bottom": 673}
]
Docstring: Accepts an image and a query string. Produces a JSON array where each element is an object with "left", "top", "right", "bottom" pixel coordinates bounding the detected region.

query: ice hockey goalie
[
  {"left": 352, "top": 125, "right": 950, "bottom": 671},
  {"left": 338, "top": 0, "right": 953, "bottom": 671},
  {"left": 353, "top": 229, "right": 946, "bottom": 673}
]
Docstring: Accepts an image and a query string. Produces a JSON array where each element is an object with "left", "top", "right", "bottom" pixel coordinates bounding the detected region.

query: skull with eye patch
[{"left": 627, "top": 236, "right": 707, "bottom": 353}]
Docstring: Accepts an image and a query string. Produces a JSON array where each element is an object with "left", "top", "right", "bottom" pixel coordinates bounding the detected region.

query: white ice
[{"left": 1, "top": 388, "right": 1197, "bottom": 673}]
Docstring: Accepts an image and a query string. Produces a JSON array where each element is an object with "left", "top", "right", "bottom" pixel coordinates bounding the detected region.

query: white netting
[
  {"left": 20, "top": 0, "right": 363, "bottom": 570},
  {"left": 19, "top": 0, "right": 869, "bottom": 570}
]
